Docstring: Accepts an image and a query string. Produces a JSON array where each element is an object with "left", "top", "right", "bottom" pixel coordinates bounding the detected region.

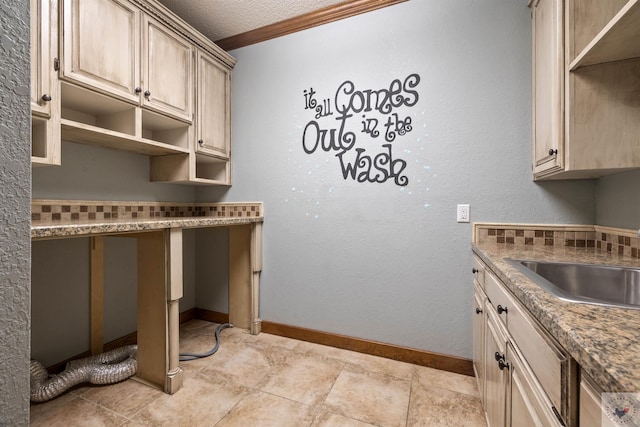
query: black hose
[{"left": 179, "top": 323, "right": 232, "bottom": 361}]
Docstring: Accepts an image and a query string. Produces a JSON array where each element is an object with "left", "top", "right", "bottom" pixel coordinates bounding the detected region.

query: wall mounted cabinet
[
  {"left": 530, "top": 0, "right": 640, "bottom": 180},
  {"left": 31, "top": 0, "right": 61, "bottom": 166},
  {"left": 32, "top": 0, "right": 236, "bottom": 185}
]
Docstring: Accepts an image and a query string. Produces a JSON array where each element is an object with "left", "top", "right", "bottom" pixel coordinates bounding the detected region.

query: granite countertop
[
  {"left": 473, "top": 242, "right": 640, "bottom": 393},
  {"left": 32, "top": 216, "right": 263, "bottom": 239}
]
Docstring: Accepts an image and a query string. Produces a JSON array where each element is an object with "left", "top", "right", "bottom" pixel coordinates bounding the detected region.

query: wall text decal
[{"left": 301, "top": 73, "right": 420, "bottom": 186}]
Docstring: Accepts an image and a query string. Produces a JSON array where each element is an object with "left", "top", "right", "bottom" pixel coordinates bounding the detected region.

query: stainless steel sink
[{"left": 506, "top": 259, "right": 640, "bottom": 310}]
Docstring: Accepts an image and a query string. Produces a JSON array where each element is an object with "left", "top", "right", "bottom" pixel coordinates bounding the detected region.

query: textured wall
[
  {"left": 0, "top": 0, "right": 31, "bottom": 424},
  {"left": 197, "top": 0, "right": 596, "bottom": 359},
  {"left": 595, "top": 170, "right": 640, "bottom": 230}
]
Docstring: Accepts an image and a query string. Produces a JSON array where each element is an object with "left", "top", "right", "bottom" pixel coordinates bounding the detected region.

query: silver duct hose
[{"left": 30, "top": 345, "right": 138, "bottom": 403}]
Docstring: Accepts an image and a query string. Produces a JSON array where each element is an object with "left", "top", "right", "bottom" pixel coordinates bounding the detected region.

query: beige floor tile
[
  {"left": 346, "top": 351, "right": 416, "bottom": 381},
  {"left": 74, "top": 378, "right": 163, "bottom": 419},
  {"left": 292, "top": 340, "right": 355, "bottom": 362},
  {"left": 241, "top": 331, "right": 302, "bottom": 350},
  {"left": 413, "top": 365, "right": 480, "bottom": 397},
  {"left": 127, "top": 371, "right": 248, "bottom": 427},
  {"left": 311, "top": 410, "right": 379, "bottom": 427},
  {"left": 198, "top": 339, "right": 288, "bottom": 388},
  {"left": 215, "top": 390, "right": 317, "bottom": 427},
  {"left": 407, "top": 378, "right": 487, "bottom": 427},
  {"left": 260, "top": 352, "right": 344, "bottom": 405},
  {"left": 30, "top": 394, "right": 128, "bottom": 427},
  {"left": 324, "top": 365, "right": 412, "bottom": 427}
]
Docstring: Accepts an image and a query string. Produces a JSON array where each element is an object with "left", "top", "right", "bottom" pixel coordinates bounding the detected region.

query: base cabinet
[{"left": 472, "top": 256, "right": 575, "bottom": 427}]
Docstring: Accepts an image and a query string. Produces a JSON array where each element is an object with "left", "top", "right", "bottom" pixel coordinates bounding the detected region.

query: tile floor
[{"left": 30, "top": 320, "right": 488, "bottom": 426}]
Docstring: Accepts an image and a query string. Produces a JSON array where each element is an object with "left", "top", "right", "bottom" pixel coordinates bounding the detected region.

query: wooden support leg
[
  {"left": 135, "top": 229, "right": 183, "bottom": 394},
  {"left": 229, "top": 223, "right": 262, "bottom": 335},
  {"left": 90, "top": 236, "right": 104, "bottom": 355}
]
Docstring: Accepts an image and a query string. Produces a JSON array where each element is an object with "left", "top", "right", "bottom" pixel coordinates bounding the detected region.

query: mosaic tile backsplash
[
  {"left": 474, "top": 224, "right": 640, "bottom": 259},
  {"left": 32, "top": 200, "right": 263, "bottom": 223}
]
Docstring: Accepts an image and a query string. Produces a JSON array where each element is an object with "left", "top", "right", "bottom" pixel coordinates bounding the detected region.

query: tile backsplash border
[
  {"left": 473, "top": 223, "right": 640, "bottom": 259},
  {"left": 31, "top": 199, "right": 263, "bottom": 223}
]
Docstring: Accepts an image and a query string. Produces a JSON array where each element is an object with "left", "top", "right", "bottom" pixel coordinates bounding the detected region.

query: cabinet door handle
[
  {"left": 472, "top": 268, "right": 478, "bottom": 274},
  {"left": 494, "top": 352, "right": 503, "bottom": 362},
  {"left": 475, "top": 307, "right": 483, "bottom": 314},
  {"left": 498, "top": 358, "right": 510, "bottom": 370},
  {"left": 41, "top": 94, "right": 52, "bottom": 102},
  {"left": 144, "top": 90, "right": 151, "bottom": 98},
  {"left": 497, "top": 305, "right": 508, "bottom": 315},
  {"left": 549, "top": 148, "right": 558, "bottom": 156},
  {"left": 134, "top": 87, "right": 142, "bottom": 94},
  {"left": 198, "top": 139, "right": 204, "bottom": 146}
]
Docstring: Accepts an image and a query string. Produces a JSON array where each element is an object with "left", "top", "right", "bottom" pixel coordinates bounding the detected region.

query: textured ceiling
[{"left": 157, "top": 0, "right": 347, "bottom": 41}]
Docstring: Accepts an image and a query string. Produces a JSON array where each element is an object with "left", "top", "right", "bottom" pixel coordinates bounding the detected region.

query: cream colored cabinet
[
  {"left": 61, "top": 0, "right": 140, "bottom": 103},
  {"left": 195, "top": 49, "right": 231, "bottom": 159},
  {"left": 530, "top": 0, "right": 563, "bottom": 178},
  {"left": 61, "top": 0, "right": 193, "bottom": 123},
  {"left": 530, "top": 0, "right": 640, "bottom": 180},
  {"left": 473, "top": 257, "right": 575, "bottom": 426},
  {"left": 579, "top": 373, "right": 620, "bottom": 427},
  {"left": 31, "top": 0, "right": 60, "bottom": 166},
  {"left": 485, "top": 309, "right": 508, "bottom": 427},
  {"left": 142, "top": 14, "right": 193, "bottom": 122},
  {"left": 39, "top": 0, "right": 236, "bottom": 183},
  {"left": 473, "top": 282, "right": 486, "bottom": 406}
]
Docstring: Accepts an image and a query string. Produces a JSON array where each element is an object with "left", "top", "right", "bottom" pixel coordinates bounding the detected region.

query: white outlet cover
[{"left": 457, "top": 204, "right": 470, "bottom": 223}]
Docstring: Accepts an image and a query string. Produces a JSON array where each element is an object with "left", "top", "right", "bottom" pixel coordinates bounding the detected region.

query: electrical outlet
[{"left": 457, "top": 204, "right": 470, "bottom": 223}]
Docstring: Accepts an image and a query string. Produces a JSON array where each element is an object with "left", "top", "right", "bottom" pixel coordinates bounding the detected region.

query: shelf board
[
  {"left": 570, "top": 0, "right": 640, "bottom": 70},
  {"left": 61, "top": 119, "right": 190, "bottom": 156}
]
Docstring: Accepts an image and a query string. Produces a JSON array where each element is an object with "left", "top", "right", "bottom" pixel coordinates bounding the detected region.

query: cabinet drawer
[
  {"left": 484, "top": 270, "right": 515, "bottom": 324},
  {"left": 509, "top": 299, "right": 566, "bottom": 416},
  {"left": 472, "top": 255, "right": 485, "bottom": 288}
]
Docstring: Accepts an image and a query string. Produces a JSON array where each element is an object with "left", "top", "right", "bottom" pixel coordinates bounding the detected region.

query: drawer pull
[
  {"left": 497, "top": 304, "right": 508, "bottom": 315},
  {"left": 475, "top": 307, "right": 483, "bottom": 314}
]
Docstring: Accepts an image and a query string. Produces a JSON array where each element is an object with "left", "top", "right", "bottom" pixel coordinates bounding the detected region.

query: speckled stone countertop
[
  {"left": 32, "top": 216, "right": 263, "bottom": 239},
  {"left": 473, "top": 242, "right": 640, "bottom": 393}
]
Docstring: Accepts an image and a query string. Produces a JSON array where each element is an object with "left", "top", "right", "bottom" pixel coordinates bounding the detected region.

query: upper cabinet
[
  {"left": 195, "top": 49, "right": 231, "bottom": 159},
  {"left": 33, "top": 0, "right": 236, "bottom": 184},
  {"left": 530, "top": 0, "right": 640, "bottom": 180},
  {"left": 61, "top": 0, "right": 140, "bottom": 104},
  {"left": 142, "top": 14, "right": 193, "bottom": 122},
  {"left": 31, "top": 0, "right": 60, "bottom": 166},
  {"left": 531, "top": 0, "right": 564, "bottom": 177}
]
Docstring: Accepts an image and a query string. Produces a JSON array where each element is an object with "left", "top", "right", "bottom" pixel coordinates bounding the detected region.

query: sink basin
[{"left": 506, "top": 259, "right": 640, "bottom": 310}]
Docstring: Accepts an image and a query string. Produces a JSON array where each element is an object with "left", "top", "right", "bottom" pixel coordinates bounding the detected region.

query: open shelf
[
  {"left": 149, "top": 152, "right": 230, "bottom": 185},
  {"left": 570, "top": 0, "right": 640, "bottom": 70},
  {"left": 61, "top": 119, "right": 189, "bottom": 156}
]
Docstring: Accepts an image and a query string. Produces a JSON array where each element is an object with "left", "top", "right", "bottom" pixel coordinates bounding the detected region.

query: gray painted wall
[
  {"left": 0, "top": 0, "right": 31, "bottom": 424},
  {"left": 595, "top": 170, "right": 640, "bottom": 230},
  {"left": 197, "top": 0, "right": 596, "bottom": 358}
]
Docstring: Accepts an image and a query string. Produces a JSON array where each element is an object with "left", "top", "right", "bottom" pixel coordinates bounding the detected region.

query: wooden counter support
[
  {"left": 135, "top": 229, "right": 183, "bottom": 394},
  {"left": 229, "top": 223, "right": 263, "bottom": 334},
  {"left": 90, "top": 236, "right": 104, "bottom": 355}
]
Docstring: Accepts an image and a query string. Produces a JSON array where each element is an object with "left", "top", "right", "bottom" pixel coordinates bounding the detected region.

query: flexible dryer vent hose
[{"left": 30, "top": 345, "right": 138, "bottom": 403}]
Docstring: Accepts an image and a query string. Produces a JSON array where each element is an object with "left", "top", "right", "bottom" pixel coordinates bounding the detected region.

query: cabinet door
[
  {"left": 508, "top": 344, "right": 562, "bottom": 427},
  {"left": 531, "top": 0, "right": 564, "bottom": 178},
  {"left": 473, "top": 282, "right": 486, "bottom": 405},
  {"left": 31, "top": 0, "right": 53, "bottom": 117},
  {"left": 485, "top": 310, "right": 508, "bottom": 427},
  {"left": 142, "top": 15, "right": 193, "bottom": 122},
  {"left": 61, "top": 0, "right": 140, "bottom": 103},
  {"left": 196, "top": 50, "right": 231, "bottom": 158}
]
